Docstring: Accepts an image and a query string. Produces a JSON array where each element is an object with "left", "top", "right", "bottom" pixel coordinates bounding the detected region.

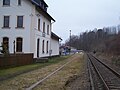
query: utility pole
[
  {"left": 70, "top": 30, "right": 71, "bottom": 47},
  {"left": 69, "top": 30, "right": 71, "bottom": 54}
]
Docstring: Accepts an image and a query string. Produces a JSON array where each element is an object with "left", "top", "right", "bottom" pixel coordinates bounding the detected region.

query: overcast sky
[{"left": 45, "top": 0, "right": 120, "bottom": 42}]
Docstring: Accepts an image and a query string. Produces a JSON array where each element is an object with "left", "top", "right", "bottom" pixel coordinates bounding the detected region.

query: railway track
[
  {"left": 87, "top": 53, "right": 120, "bottom": 90},
  {"left": 26, "top": 57, "right": 74, "bottom": 90}
]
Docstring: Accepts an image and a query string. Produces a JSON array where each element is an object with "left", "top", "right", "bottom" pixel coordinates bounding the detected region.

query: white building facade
[
  {"left": 51, "top": 32, "right": 61, "bottom": 56},
  {"left": 0, "top": 0, "right": 60, "bottom": 58}
]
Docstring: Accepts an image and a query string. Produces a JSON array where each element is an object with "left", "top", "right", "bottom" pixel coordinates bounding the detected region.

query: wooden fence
[{"left": 0, "top": 53, "right": 33, "bottom": 69}]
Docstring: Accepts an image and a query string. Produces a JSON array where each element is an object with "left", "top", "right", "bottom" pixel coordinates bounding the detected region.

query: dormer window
[
  {"left": 3, "top": 0, "right": 10, "bottom": 6},
  {"left": 44, "top": 7, "right": 47, "bottom": 12},
  {"left": 41, "top": 2, "right": 43, "bottom": 8},
  {"left": 18, "top": 0, "right": 21, "bottom": 6}
]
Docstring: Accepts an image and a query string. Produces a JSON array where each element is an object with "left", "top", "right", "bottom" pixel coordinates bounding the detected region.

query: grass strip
[{"left": 0, "top": 55, "right": 70, "bottom": 81}]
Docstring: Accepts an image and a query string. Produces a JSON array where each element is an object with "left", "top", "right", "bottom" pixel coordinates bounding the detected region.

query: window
[
  {"left": 17, "top": 16, "right": 23, "bottom": 28},
  {"left": 3, "top": 0, "right": 10, "bottom": 6},
  {"left": 46, "top": 41, "right": 48, "bottom": 53},
  {"left": 3, "top": 37, "right": 9, "bottom": 51},
  {"left": 38, "top": 19, "right": 40, "bottom": 31},
  {"left": 37, "top": 39, "right": 40, "bottom": 57},
  {"left": 3, "top": 16, "right": 10, "bottom": 28},
  {"left": 41, "top": 2, "right": 43, "bottom": 8},
  {"left": 16, "top": 37, "right": 23, "bottom": 52},
  {"left": 47, "top": 25, "right": 49, "bottom": 35},
  {"left": 18, "top": 0, "right": 21, "bottom": 5},
  {"left": 43, "top": 22, "right": 45, "bottom": 33},
  {"left": 42, "top": 40, "right": 44, "bottom": 53}
]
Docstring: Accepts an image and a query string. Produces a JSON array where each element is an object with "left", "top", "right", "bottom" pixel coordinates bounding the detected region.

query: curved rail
[{"left": 26, "top": 58, "right": 73, "bottom": 90}]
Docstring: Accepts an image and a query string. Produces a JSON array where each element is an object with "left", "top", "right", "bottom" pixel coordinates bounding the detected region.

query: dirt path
[{"left": 65, "top": 53, "right": 90, "bottom": 90}]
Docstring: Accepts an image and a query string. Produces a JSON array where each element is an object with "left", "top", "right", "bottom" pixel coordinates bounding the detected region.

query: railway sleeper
[
  {"left": 107, "top": 84, "right": 120, "bottom": 86},
  {"left": 110, "top": 86, "right": 120, "bottom": 89}
]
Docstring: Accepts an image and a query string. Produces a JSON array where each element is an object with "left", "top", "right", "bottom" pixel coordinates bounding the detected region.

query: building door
[
  {"left": 3, "top": 37, "right": 9, "bottom": 52},
  {"left": 16, "top": 37, "right": 22, "bottom": 52},
  {"left": 37, "top": 39, "right": 40, "bottom": 57}
]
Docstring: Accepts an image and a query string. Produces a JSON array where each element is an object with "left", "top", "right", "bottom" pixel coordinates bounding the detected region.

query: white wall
[
  {"left": 51, "top": 38, "right": 59, "bottom": 56},
  {"left": 33, "top": 9, "right": 52, "bottom": 58},
  {"left": 0, "top": 0, "right": 56, "bottom": 58},
  {"left": 0, "top": 0, "right": 33, "bottom": 53}
]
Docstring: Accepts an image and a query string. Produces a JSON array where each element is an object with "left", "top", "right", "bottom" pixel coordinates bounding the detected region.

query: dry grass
[
  {"left": 0, "top": 53, "right": 84, "bottom": 90},
  {"left": 34, "top": 53, "right": 84, "bottom": 90},
  {"left": 0, "top": 55, "right": 69, "bottom": 78},
  {"left": 0, "top": 55, "right": 73, "bottom": 90}
]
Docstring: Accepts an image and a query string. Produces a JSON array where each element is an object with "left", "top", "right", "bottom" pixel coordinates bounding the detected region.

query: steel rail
[
  {"left": 26, "top": 58, "right": 74, "bottom": 90},
  {"left": 91, "top": 54, "right": 120, "bottom": 78},
  {"left": 87, "top": 54, "right": 110, "bottom": 90},
  {"left": 87, "top": 58, "right": 95, "bottom": 90}
]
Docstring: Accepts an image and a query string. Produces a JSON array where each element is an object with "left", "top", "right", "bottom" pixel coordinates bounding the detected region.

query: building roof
[
  {"left": 31, "top": 0, "right": 55, "bottom": 22},
  {"left": 51, "top": 32, "right": 62, "bottom": 40},
  {"left": 31, "top": 0, "right": 48, "bottom": 7}
]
